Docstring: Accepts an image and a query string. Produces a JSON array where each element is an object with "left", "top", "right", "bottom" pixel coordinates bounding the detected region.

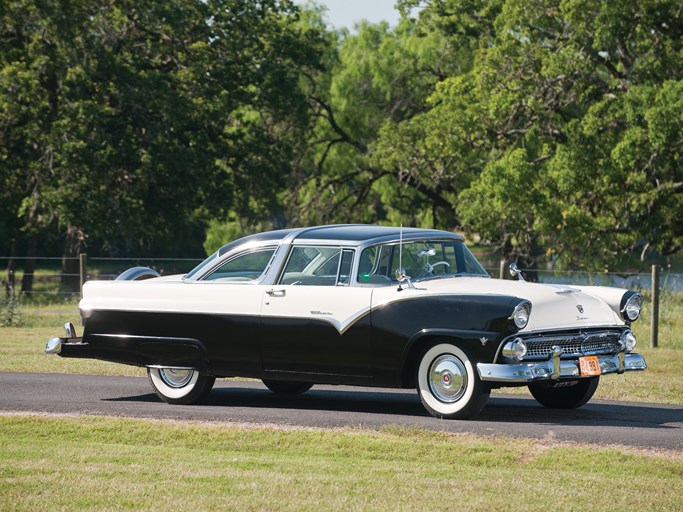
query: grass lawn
[
  {"left": 1, "top": 415, "right": 682, "bottom": 511},
  {"left": 1, "top": 297, "right": 682, "bottom": 511}
]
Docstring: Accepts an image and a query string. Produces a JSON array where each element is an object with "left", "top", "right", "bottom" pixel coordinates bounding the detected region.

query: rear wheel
[
  {"left": 416, "top": 343, "right": 489, "bottom": 419},
  {"left": 262, "top": 379, "right": 313, "bottom": 395},
  {"left": 147, "top": 368, "right": 215, "bottom": 405},
  {"left": 528, "top": 377, "right": 600, "bottom": 409}
]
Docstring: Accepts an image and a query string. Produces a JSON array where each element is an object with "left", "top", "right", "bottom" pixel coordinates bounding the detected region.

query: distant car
[{"left": 46, "top": 225, "right": 646, "bottom": 419}]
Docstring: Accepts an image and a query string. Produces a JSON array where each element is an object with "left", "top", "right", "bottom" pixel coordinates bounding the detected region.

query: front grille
[{"left": 519, "top": 331, "right": 623, "bottom": 360}]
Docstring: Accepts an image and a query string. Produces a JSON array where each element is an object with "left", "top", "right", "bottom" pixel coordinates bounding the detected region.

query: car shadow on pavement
[
  {"left": 480, "top": 395, "right": 683, "bottom": 428},
  {"left": 208, "top": 386, "right": 431, "bottom": 417},
  {"left": 106, "top": 384, "right": 683, "bottom": 429}
]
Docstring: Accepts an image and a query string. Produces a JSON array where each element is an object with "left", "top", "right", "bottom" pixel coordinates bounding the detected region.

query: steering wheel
[{"left": 419, "top": 261, "right": 451, "bottom": 277}]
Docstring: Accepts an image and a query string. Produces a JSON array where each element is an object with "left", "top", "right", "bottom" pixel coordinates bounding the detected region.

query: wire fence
[
  {"left": 1, "top": 255, "right": 203, "bottom": 297},
  {"left": 3, "top": 256, "right": 681, "bottom": 292},
  {"left": 2, "top": 255, "right": 681, "bottom": 348},
  {"left": 483, "top": 265, "right": 683, "bottom": 293}
]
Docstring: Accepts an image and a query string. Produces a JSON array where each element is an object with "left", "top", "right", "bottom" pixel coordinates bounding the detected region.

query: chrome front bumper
[{"left": 477, "top": 352, "right": 647, "bottom": 383}]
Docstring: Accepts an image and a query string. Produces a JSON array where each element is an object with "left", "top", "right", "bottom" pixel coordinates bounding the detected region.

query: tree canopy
[
  {"left": 1, "top": 0, "right": 324, "bottom": 258},
  {"left": 1, "top": 0, "right": 681, "bottom": 280}
]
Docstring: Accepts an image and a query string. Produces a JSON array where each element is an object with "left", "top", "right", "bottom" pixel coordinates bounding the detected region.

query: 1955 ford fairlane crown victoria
[{"left": 46, "top": 225, "right": 647, "bottom": 419}]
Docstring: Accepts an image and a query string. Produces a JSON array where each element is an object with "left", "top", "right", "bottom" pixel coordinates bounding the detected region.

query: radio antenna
[
  {"left": 399, "top": 224, "right": 403, "bottom": 273},
  {"left": 395, "top": 224, "right": 413, "bottom": 291}
]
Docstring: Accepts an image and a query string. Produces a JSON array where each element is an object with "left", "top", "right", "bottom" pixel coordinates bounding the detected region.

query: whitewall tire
[
  {"left": 147, "top": 368, "right": 215, "bottom": 405},
  {"left": 416, "top": 343, "right": 489, "bottom": 419}
]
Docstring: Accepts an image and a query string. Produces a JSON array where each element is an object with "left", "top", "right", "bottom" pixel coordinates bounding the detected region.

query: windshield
[
  {"left": 184, "top": 251, "right": 219, "bottom": 280},
  {"left": 357, "top": 240, "right": 488, "bottom": 284}
]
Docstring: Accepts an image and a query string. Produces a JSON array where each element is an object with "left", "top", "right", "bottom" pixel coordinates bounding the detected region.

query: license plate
[{"left": 579, "top": 356, "right": 601, "bottom": 376}]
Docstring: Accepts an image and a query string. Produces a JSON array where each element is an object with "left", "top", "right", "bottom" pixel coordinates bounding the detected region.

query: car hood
[{"left": 383, "top": 277, "right": 625, "bottom": 332}]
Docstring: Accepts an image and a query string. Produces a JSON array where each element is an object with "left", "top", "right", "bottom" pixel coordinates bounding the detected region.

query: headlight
[
  {"left": 510, "top": 301, "right": 531, "bottom": 329},
  {"left": 621, "top": 293, "right": 643, "bottom": 322},
  {"left": 502, "top": 338, "right": 528, "bottom": 361},
  {"left": 620, "top": 330, "right": 637, "bottom": 352}
]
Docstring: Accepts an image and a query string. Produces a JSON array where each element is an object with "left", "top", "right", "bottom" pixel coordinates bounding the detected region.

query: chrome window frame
[{"left": 276, "top": 244, "right": 357, "bottom": 287}]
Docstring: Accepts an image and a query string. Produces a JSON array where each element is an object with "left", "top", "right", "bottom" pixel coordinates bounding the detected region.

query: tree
[
  {"left": 0, "top": 0, "right": 325, "bottom": 289},
  {"left": 374, "top": 0, "right": 683, "bottom": 269},
  {"left": 287, "top": 13, "right": 464, "bottom": 228}
]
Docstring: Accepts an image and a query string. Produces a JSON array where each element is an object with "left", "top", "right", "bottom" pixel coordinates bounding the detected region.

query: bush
[{"left": 0, "top": 288, "right": 23, "bottom": 326}]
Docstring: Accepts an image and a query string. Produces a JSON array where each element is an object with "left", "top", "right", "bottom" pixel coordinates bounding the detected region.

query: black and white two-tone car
[{"left": 46, "top": 225, "right": 646, "bottom": 419}]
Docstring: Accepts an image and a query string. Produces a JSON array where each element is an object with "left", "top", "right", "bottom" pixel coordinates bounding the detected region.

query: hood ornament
[{"left": 576, "top": 304, "right": 584, "bottom": 314}]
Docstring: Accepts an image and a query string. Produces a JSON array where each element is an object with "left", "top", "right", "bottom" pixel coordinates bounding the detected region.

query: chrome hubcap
[
  {"left": 428, "top": 355, "right": 467, "bottom": 403},
  {"left": 158, "top": 368, "right": 194, "bottom": 388}
]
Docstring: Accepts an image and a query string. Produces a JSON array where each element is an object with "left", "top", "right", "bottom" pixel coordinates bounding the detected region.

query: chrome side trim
[
  {"left": 477, "top": 353, "right": 646, "bottom": 383},
  {"left": 89, "top": 333, "right": 203, "bottom": 344}
]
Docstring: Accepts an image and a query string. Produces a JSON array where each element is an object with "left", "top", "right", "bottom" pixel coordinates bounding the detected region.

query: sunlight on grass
[{"left": 1, "top": 416, "right": 681, "bottom": 511}]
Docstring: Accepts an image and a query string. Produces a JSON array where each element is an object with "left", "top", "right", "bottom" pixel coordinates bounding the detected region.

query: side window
[
  {"left": 358, "top": 245, "right": 393, "bottom": 284},
  {"left": 279, "top": 246, "right": 347, "bottom": 286},
  {"left": 203, "top": 249, "right": 275, "bottom": 282},
  {"left": 337, "top": 249, "right": 354, "bottom": 286}
]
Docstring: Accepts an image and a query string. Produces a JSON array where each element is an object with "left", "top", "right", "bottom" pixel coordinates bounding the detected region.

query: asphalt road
[{"left": 1, "top": 372, "right": 681, "bottom": 451}]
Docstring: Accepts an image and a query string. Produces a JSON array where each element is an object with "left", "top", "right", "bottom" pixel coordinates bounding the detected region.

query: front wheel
[
  {"left": 262, "top": 379, "right": 313, "bottom": 395},
  {"left": 416, "top": 343, "right": 489, "bottom": 419},
  {"left": 528, "top": 376, "right": 600, "bottom": 409},
  {"left": 147, "top": 368, "right": 215, "bottom": 405}
]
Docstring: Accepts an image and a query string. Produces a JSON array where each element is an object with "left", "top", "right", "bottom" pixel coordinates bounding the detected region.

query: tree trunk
[
  {"left": 21, "top": 235, "right": 38, "bottom": 293},
  {"left": 60, "top": 227, "right": 86, "bottom": 294},
  {"left": 4, "top": 239, "right": 17, "bottom": 296}
]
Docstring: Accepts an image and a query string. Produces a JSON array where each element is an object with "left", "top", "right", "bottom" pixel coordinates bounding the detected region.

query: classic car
[{"left": 46, "top": 224, "right": 647, "bottom": 419}]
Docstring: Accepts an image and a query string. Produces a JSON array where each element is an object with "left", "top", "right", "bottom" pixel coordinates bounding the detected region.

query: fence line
[
  {"left": 0, "top": 256, "right": 66, "bottom": 260},
  {"left": 4, "top": 255, "right": 681, "bottom": 348}
]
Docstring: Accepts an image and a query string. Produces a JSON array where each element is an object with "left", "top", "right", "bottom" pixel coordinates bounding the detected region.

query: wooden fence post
[
  {"left": 650, "top": 264, "right": 659, "bottom": 349},
  {"left": 79, "top": 253, "right": 87, "bottom": 298}
]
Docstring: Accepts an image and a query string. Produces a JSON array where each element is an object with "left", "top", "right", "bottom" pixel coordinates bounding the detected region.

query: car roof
[
  {"left": 293, "top": 224, "right": 461, "bottom": 244},
  {"left": 218, "top": 224, "right": 463, "bottom": 255}
]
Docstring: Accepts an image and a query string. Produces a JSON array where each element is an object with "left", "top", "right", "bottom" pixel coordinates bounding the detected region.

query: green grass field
[
  {"left": 1, "top": 416, "right": 682, "bottom": 511},
  {"left": 1, "top": 296, "right": 682, "bottom": 510}
]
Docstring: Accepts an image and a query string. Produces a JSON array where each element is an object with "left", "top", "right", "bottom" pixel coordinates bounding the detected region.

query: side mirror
[{"left": 509, "top": 263, "right": 526, "bottom": 282}]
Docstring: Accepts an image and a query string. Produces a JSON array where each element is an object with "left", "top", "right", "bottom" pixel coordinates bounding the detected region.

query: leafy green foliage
[
  {"left": 1, "top": 0, "right": 681, "bottom": 269},
  {"left": 0, "top": 0, "right": 324, "bottom": 257},
  {"left": 369, "top": 0, "right": 683, "bottom": 269},
  {"left": 0, "top": 289, "right": 22, "bottom": 327}
]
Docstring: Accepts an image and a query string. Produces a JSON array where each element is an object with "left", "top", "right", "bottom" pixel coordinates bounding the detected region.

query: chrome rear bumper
[
  {"left": 477, "top": 352, "right": 647, "bottom": 383},
  {"left": 45, "top": 322, "right": 90, "bottom": 358}
]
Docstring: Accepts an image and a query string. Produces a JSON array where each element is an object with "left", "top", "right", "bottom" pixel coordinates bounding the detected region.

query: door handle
[{"left": 266, "top": 288, "right": 286, "bottom": 297}]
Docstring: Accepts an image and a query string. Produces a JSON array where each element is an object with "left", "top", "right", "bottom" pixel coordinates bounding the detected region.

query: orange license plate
[{"left": 579, "top": 356, "right": 601, "bottom": 376}]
